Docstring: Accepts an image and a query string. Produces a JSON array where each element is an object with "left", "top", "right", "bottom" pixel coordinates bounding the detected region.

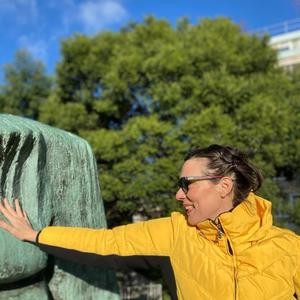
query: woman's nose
[{"left": 176, "top": 188, "right": 185, "bottom": 201}]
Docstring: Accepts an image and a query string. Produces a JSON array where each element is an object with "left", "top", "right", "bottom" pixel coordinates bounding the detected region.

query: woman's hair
[{"left": 185, "top": 144, "right": 263, "bottom": 206}]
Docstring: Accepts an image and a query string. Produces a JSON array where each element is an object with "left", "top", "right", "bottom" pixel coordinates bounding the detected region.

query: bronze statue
[{"left": 0, "top": 114, "right": 119, "bottom": 299}]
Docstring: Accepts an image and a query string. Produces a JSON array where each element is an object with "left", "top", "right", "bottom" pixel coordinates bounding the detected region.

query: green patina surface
[{"left": 0, "top": 114, "right": 119, "bottom": 299}]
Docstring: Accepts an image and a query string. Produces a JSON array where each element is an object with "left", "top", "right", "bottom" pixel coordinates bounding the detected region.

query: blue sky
[{"left": 1, "top": 0, "right": 300, "bottom": 78}]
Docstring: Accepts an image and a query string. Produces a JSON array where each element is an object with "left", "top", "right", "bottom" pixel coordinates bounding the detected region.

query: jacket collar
[{"left": 196, "top": 193, "right": 273, "bottom": 245}]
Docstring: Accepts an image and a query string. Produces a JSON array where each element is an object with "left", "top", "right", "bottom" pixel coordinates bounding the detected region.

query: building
[
  {"left": 253, "top": 20, "right": 300, "bottom": 232},
  {"left": 255, "top": 18, "right": 300, "bottom": 69}
]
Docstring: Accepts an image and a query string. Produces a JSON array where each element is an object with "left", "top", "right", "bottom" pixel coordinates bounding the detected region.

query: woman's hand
[{"left": 0, "top": 198, "right": 38, "bottom": 242}]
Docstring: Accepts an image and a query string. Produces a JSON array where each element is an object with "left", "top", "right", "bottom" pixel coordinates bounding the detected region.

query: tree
[
  {"left": 80, "top": 114, "right": 183, "bottom": 225},
  {"left": 0, "top": 50, "right": 51, "bottom": 119},
  {"left": 39, "top": 17, "right": 298, "bottom": 226}
]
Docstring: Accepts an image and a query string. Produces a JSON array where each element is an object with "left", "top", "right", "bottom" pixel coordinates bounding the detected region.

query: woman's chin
[{"left": 187, "top": 214, "right": 204, "bottom": 226}]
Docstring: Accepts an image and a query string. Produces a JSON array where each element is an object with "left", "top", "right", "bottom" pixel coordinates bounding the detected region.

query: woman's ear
[{"left": 219, "top": 177, "right": 234, "bottom": 198}]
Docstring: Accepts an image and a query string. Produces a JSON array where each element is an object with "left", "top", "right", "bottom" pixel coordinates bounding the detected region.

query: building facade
[{"left": 256, "top": 19, "right": 300, "bottom": 69}]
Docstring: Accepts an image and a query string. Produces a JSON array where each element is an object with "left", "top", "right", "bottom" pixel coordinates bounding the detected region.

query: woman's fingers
[
  {"left": 14, "top": 199, "right": 25, "bottom": 218},
  {"left": 0, "top": 198, "right": 21, "bottom": 224},
  {"left": 2, "top": 198, "right": 17, "bottom": 217},
  {"left": 0, "top": 198, "right": 38, "bottom": 242},
  {"left": 0, "top": 198, "right": 25, "bottom": 220},
  {"left": 0, "top": 199, "right": 12, "bottom": 220},
  {"left": 23, "top": 210, "right": 29, "bottom": 223},
  {"left": 0, "top": 198, "right": 25, "bottom": 228},
  {"left": 0, "top": 219, "right": 11, "bottom": 231}
]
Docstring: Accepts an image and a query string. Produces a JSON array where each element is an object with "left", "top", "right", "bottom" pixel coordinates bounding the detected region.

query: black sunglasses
[{"left": 178, "top": 176, "right": 223, "bottom": 193}]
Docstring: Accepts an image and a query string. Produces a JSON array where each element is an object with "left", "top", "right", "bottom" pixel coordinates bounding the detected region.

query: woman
[{"left": 0, "top": 144, "right": 299, "bottom": 299}]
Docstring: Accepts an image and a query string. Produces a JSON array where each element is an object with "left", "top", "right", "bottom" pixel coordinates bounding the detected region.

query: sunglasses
[{"left": 178, "top": 176, "right": 223, "bottom": 193}]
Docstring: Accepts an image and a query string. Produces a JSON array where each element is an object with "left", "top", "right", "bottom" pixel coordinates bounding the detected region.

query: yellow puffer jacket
[{"left": 37, "top": 193, "right": 300, "bottom": 299}]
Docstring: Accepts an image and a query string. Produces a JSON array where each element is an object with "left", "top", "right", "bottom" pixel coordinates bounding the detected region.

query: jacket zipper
[
  {"left": 227, "top": 239, "right": 237, "bottom": 300},
  {"left": 213, "top": 220, "right": 237, "bottom": 300}
]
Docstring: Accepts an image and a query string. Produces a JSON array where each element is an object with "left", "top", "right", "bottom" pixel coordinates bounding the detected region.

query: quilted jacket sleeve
[
  {"left": 37, "top": 215, "right": 178, "bottom": 258},
  {"left": 294, "top": 237, "right": 300, "bottom": 298}
]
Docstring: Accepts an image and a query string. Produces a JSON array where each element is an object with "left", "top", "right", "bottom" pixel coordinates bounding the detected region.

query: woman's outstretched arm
[{"left": 0, "top": 198, "right": 38, "bottom": 242}]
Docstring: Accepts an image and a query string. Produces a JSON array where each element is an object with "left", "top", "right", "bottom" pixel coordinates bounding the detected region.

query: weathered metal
[{"left": 0, "top": 114, "right": 119, "bottom": 299}]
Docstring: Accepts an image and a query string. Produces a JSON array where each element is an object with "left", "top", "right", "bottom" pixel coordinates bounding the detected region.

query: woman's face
[{"left": 176, "top": 158, "right": 233, "bottom": 225}]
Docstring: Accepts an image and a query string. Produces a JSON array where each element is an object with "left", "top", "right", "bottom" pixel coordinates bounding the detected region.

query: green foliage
[
  {"left": 42, "top": 18, "right": 297, "bottom": 224},
  {"left": 0, "top": 50, "right": 51, "bottom": 119},
  {"left": 289, "top": 199, "right": 300, "bottom": 226},
  {"left": 82, "top": 115, "right": 181, "bottom": 225},
  {"left": 1, "top": 17, "right": 297, "bottom": 226},
  {"left": 39, "top": 94, "right": 98, "bottom": 133}
]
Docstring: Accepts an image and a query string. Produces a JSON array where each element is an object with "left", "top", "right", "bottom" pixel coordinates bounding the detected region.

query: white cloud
[
  {"left": 38, "top": 0, "right": 129, "bottom": 36},
  {"left": 77, "top": 0, "right": 129, "bottom": 32},
  {"left": 18, "top": 35, "right": 48, "bottom": 62}
]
